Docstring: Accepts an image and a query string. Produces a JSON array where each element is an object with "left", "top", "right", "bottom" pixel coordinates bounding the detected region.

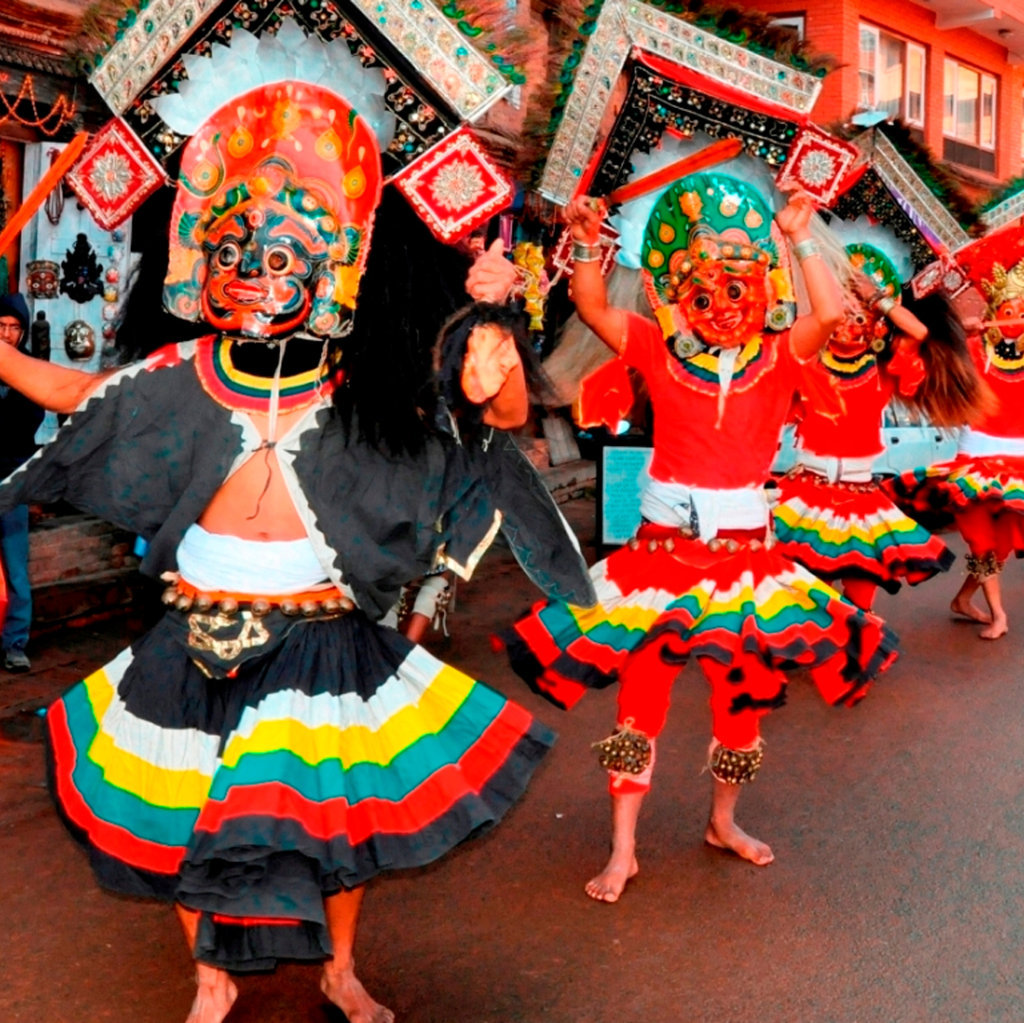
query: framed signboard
[{"left": 596, "top": 440, "right": 653, "bottom": 550}]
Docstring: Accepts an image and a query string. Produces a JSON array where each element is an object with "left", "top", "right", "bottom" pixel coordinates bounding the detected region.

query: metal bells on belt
[{"left": 162, "top": 584, "right": 355, "bottom": 617}]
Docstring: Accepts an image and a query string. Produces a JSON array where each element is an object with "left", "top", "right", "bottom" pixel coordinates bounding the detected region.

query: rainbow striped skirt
[
  {"left": 773, "top": 471, "right": 954, "bottom": 592},
  {"left": 46, "top": 611, "right": 553, "bottom": 970},
  {"left": 505, "top": 524, "right": 898, "bottom": 712},
  {"left": 886, "top": 454, "right": 1024, "bottom": 520}
]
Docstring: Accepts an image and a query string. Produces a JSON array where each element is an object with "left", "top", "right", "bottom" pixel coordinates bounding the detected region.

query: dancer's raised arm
[
  {"left": 563, "top": 196, "right": 627, "bottom": 353},
  {"left": 779, "top": 185, "right": 843, "bottom": 360},
  {"left": 0, "top": 339, "right": 111, "bottom": 413}
]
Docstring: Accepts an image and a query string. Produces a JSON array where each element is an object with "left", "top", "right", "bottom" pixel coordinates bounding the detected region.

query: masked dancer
[
  {"left": 773, "top": 221, "right": 988, "bottom": 612},
  {"left": 0, "top": 34, "right": 591, "bottom": 1023},
  {"left": 887, "top": 230, "right": 1024, "bottom": 639},
  {"left": 502, "top": 169, "right": 898, "bottom": 903}
]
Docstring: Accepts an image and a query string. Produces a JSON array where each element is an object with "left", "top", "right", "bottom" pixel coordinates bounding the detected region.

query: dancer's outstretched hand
[
  {"left": 563, "top": 196, "right": 606, "bottom": 245},
  {"left": 465, "top": 239, "right": 516, "bottom": 303}
]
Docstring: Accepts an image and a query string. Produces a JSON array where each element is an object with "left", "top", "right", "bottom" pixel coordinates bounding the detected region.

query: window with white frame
[
  {"left": 770, "top": 14, "right": 805, "bottom": 40},
  {"left": 944, "top": 58, "right": 996, "bottom": 149},
  {"left": 859, "top": 24, "right": 925, "bottom": 126}
]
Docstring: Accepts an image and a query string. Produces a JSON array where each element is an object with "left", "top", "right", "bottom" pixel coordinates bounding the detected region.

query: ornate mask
[
  {"left": 832, "top": 241, "right": 903, "bottom": 355},
  {"left": 26, "top": 259, "right": 59, "bottom": 300},
  {"left": 164, "top": 81, "right": 382, "bottom": 341},
  {"left": 64, "top": 319, "right": 96, "bottom": 360},
  {"left": 639, "top": 171, "right": 793, "bottom": 350},
  {"left": 982, "top": 258, "right": 1024, "bottom": 347}
]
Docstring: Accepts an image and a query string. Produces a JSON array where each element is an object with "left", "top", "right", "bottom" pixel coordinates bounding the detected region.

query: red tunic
[
  {"left": 793, "top": 357, "right": 892, "bottom": 459},
  {"left": 620, "top": 312, "right": 800, "bottom": 488},
  {"left": 968, "top": 335, "right": 1024, "bottom": 438}
]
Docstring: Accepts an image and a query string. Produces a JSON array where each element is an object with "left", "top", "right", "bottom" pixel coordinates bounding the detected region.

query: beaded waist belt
[
  {"left": 786, "top": 468, "right": 878, "bottom": 493},
  {"left": 793, "top": 450, "right": 876, "bottom": 483},
  {"left": 162, "top": 580, "right": 356, "bottom": 678},
  {"left": 162, "top": 579, "right": 356, "bottom": 618}
]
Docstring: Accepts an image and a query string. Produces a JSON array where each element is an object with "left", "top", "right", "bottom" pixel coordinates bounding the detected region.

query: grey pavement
[{"left": 2, "top": 495, "right": 1024, "bottom": 1023}]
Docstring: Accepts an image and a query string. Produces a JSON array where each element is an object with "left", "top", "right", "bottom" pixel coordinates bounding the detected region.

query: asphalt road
[{"left": 2, "top": 495, "right": 1023, "bottom": 1023}]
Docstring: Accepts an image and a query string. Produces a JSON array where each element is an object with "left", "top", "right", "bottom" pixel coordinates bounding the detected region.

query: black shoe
[{"left": 4, "top": 649, "right": 31, "bottom": 673}]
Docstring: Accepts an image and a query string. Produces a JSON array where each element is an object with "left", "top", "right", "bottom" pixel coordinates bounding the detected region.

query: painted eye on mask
[
  {"left": 692, "top": 292, "right": 712, "bottom": 311},
  {"left": 215, "top": 242, "right": 241, "bottom": 269},
  {"left": 265, "top": 246, "right": 297, "bottom": 276},
  {"left": 853, "top": 313, "right": 868, "bottom": 326},
  {"left": 725, "top": 281, "right": 746, "bottom": 302}
]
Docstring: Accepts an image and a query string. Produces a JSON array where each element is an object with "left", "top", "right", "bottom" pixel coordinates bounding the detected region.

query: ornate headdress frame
[
  {"left": 89, "top": 0, "right": 516, "bottom": 180},
  {"left": 536, "top": 0, "right": 823, "bottom": 206},
  {"left": 833, "top": 132, "right": 969, "bottom": 274}
]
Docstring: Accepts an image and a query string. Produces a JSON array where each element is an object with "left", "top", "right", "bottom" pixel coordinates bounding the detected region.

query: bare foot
[
  {"left": 185, "top": 975, "right": 238, "bottom": 1023},
  {"left": 951, "top": 596, "right": 991, "bottom": 624},
  {"left": 705, "top": 819, "right": 774, "bottom": 866},
  {"left": 980, "top": 613, "right": 1008, "bottom": 640},
  {"left": 321, "top": 963, "right": 394, "bottom": 1023},
  {"left": 584, "top": 852, "right": 639, "bottom": 903}
]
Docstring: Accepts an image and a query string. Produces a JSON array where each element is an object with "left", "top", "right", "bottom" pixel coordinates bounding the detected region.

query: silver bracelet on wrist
[
  {"left": 572, "top": 240, "right": 602, "bottom": 263},
  {"left": 874, "top": 294, "right": 897, "bottom": 316},
  {"left": 792, "top": 238, "right": 821, "bottom": 263}
]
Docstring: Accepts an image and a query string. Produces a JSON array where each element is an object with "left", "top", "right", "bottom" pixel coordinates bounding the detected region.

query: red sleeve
[{"left": 620, "top": 312, "right": 661, "bottom": 379}]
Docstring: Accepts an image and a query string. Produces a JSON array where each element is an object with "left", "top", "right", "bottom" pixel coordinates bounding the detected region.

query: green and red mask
[
  {"left": 639, "top": 171, "right": 794, "bottom": 351},
  {"left": 833, "top": 242, "right": 902, "bottom": 355}
]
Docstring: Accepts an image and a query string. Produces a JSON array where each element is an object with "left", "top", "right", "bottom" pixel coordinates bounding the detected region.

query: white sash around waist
[
  {"left": 640, "top": 479, "right": 768, "bottom": 540},
  {"left": 795, "top": 449, "right": 876, "bottom": 483},
  {"left": 177, "top": 523, "right": 340, "bottom": 595},
  {"left": 958, "top": 429, "right": 1024, "bottom": 458}
]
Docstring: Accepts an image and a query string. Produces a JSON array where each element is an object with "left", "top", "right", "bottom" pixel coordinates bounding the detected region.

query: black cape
[{"left": 0, "top": 337, "right": 595, "bottom": 618}]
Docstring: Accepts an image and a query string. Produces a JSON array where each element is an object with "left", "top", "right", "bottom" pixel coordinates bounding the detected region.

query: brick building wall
[
  {"left": 746, "top": 0, "right": 1024, "bottom": 194},
  {"left": 27, "top": 512, "right": 144, "bottom": 632}
]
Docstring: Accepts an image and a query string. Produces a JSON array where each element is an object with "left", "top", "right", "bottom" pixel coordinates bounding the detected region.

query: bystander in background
[{"left": 0, "top": 292, "right": 44, "bottom": 672}]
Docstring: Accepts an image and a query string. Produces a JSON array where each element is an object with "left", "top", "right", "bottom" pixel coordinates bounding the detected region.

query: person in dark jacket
[{"left": 0, "top": 291, "right": 44, "bottom": 672}]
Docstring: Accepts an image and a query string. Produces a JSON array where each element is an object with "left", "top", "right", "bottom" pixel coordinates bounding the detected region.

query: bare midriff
[{"left": 198, "top": 405, "right": 310, "bottom": 542}]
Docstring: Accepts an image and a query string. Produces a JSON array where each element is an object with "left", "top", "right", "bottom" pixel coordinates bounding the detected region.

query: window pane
[
  {"left": 859, "top": 26, "right": 878, "bottom": 108},
  {"left": 981, "top": 75, "right": 996, "bottom": 148},
  {"left": 957, "top": 64, "right": 979, "bottom": 141},
  {"left": 943, "top": 59, "right": 956, "bottom": 134},
  {"left": 906, "top": 45, "right": 925, "bottom": 125},
  {"left": 879, "top": 34, "right": 904, "bottom": 118}
]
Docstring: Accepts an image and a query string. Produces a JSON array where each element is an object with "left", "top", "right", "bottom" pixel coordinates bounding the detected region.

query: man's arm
[
  {"left": 563, "top": 197, "right": 628, "bottom": 354},
  {"left": 778, "top": 186, "right": 843, "bottom": 361},
  {"left": 0, "top": 342, "right": 111, "bottom": 413}
]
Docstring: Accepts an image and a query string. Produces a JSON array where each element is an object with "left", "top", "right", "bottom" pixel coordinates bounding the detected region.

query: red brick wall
[
  {"left": 27, "top": 514, "right": 143, "bottom": 631},
  {"left": 29, "top": 515, "right": 137, "bottom": 586},
  {"left": 742, "top": 0, "right": 1024, "bottom": 189}
]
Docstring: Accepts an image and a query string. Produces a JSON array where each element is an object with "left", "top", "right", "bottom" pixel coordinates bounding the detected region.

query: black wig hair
[
  {"left": 434, "top": 301, "right": 549, "bottom": 441},
  {"left": 331, "top": 186, "right": 479, "bottom": 456}
]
